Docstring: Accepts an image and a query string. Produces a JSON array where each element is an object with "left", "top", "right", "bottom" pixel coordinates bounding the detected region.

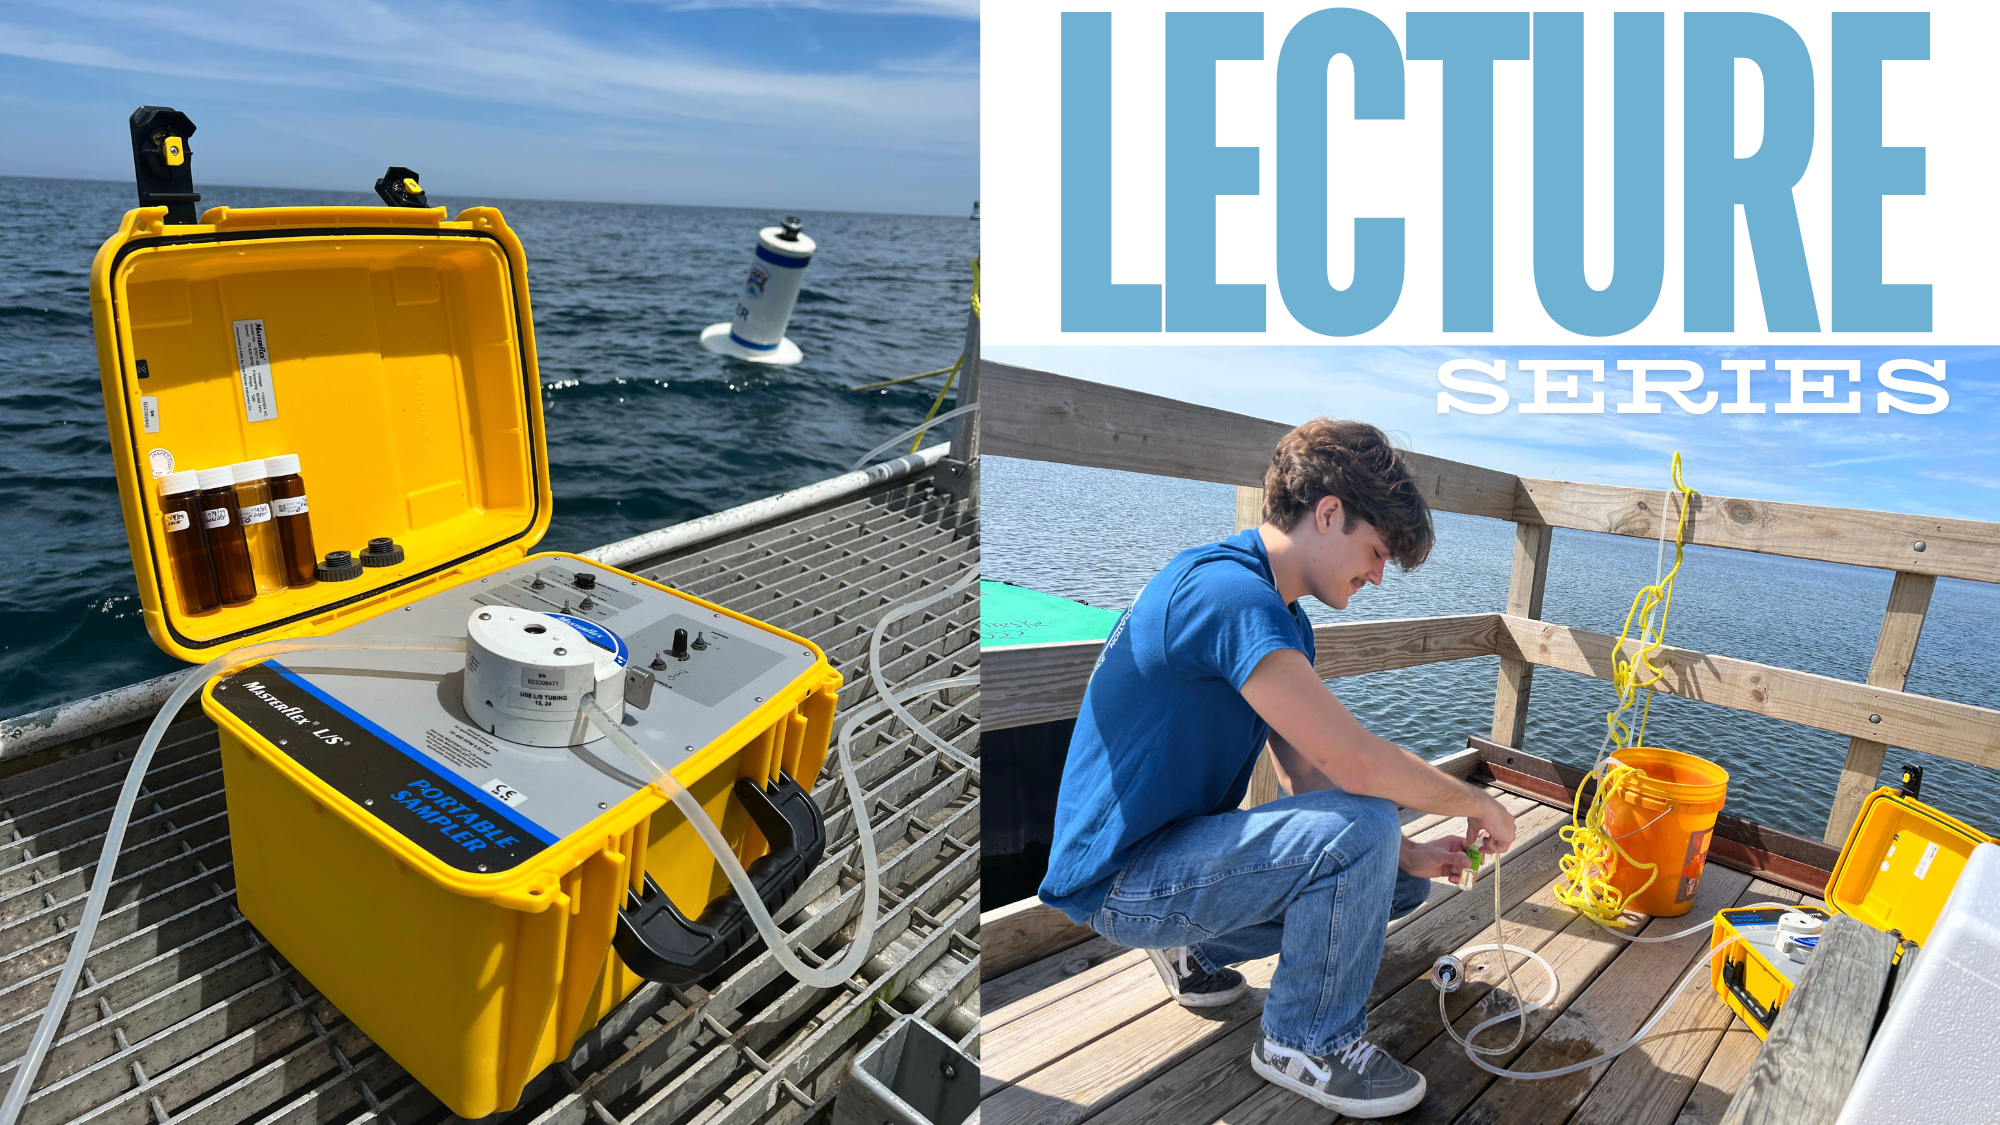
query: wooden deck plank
[
  {"left": 1215, "top": 842, "right": 1628, "bottom": 1125},
  {"left": 1370, "top": 822, "right": 1574, "bottom": 1005},
  {"left": 981, "top": 938, "right": 1145, "bottom": 1034},
  {"left": 979, "top": 787, "right": 1529, "bottom": 1037},
  {"left": 1334, "top": 911, "right": 1640, "bottom": 1125},
  {"left": 981, "top": 954, "right": 1278, "bottom": 1125},
  {"left": 985, "top": 820, "right": 1574, "bottom": 1123},
  {"left": 1673, "top": 1022, "right": 1761, "bottom": 1125},
  {"left": 1441, "top": 865, "right": 1756, "bottom": 1125},
  {"left": 980, "top": 958, "right": 1174, "bottom": 1097},
  {"left": 1051, "top": 1011, "right": 1269, "bottom": 1125},
  {"left": 1567, "top": 882, "right": 1808, "bottom": 1125},
  {"left": 982, "top": 898, "right": 1097, "bottom": 981},
  {"left": 1086, "top": 856, "right": 1592, "bottom": 1125},
  {"left": 980, "top": 799, "right": 1562, "bottom": 1122}
]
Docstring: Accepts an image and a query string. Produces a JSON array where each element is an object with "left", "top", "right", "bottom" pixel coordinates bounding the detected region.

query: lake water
[
  {"left": 0, "top": 175, "right": 976, "bottom": 717},
  {"left": 984, "top": 455, "right": 2000, "bottom": 843}
]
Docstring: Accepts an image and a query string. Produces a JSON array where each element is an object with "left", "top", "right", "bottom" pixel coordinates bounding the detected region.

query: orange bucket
[{"left": 1600, "top": 747, "right": 1730, "bottom": 917}]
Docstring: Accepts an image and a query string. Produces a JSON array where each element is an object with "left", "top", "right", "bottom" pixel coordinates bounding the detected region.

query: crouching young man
[{"left": 1037, "top": 419, "right": 1519, "bottom": 1119}]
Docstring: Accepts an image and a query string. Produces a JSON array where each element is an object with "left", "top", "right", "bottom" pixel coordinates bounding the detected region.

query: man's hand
[
  {"left": 1464, "top": 792, "right": 1518, "bottom": 854},
  {"left": 1400, "top": 835, "right": 1472, "bottom": 881}
]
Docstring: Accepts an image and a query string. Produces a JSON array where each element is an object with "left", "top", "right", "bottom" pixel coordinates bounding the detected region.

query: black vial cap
[
  {"left": 317, "top": 550, "right": 363, "bottom": 582},
  {"left": 359, "top": 537, "right": 405, "bottom": 567}
]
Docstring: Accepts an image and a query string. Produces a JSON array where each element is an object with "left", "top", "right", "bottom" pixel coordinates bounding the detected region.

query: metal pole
[{"left": 939, "top": 304, "right": 980, "bottom": 506}]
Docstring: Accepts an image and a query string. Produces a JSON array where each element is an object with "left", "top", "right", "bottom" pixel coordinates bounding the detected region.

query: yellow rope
[
  {"left": 908, "top": 257, "right": 980, "bottom": 453},
  {"left": 1553, "top": 454, "right": 1698, "bottom": 922}
]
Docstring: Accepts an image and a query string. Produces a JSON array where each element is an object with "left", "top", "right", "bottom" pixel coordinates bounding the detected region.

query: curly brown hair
[{"left": 1262, "top": 418, "right": 1435, "bottom": 570}]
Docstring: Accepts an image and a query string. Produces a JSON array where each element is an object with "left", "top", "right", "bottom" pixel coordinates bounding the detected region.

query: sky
[
  {"left": 985, "top": 344, "right": 2000, "bottom": 523},
  {"left": 0, "top": 0, "right": 978, "bottom": 215}
]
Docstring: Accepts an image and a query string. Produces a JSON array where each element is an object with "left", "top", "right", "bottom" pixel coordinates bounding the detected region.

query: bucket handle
[
  {"left": 1609, "top": 802, "right": 1678, "bottom": 843},
  {"left": 613, "top": 771, "right": 827, "bottom": 985}
]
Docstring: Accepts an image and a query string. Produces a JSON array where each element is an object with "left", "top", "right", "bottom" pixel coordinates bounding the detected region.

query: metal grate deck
[{"left": 0, "top": 475, "right": 979, "bottom": 1125}]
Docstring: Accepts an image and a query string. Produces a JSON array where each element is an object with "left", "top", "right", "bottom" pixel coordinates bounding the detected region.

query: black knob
[
  {"left": 671, "top": 628, "right": 689, "bottom": 660},
  {"left": 359, "top": 537, "right": 404, "bottom": 567},
  {"left": 573, "top": 572, "right": 597, "bottom": 591},
  {"left": 316, "top": 550, "right": 362, "bottom": 582}
]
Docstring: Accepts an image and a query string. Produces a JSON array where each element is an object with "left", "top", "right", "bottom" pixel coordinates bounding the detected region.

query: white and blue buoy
[{"left": 700, "top": 216, "right": 815, "bottom": 365}]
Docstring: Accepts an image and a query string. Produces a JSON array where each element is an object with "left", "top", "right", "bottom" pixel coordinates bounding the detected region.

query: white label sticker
[
  {"left": 202, "top": 506, "right": 230, "bottom": 530},
  {"left": 273, "top": 495, "right": 308, "bottom": 517},
  {"left": 240, "top": 502, "right": 272, "bottom": 526},
  {"left": 481, "top": 778, "right": 528, "bottom": 808},
  {"left": 232, "top": 319, "right": 278, "bottom": 422},
  {"left": 148, "top": 448, "right": 174, "bottom": 478},
  {"left": 1914, "top": 841, "right": 1941, "bottom": 880},
  {"left": 141, "top": 396, "right": 160, "bottom": 434},
  {"left": 164, "top": 510, "right": 190, "bottom": 532}
]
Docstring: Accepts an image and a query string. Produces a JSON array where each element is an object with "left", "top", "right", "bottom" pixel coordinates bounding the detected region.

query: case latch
[
  {"left": 1899, "top": 762, "right": 1924, "bottom": 801},
  {"left": 129, "top": 106, "right": 201, "bottom": 225},
  {"left": 374, "top": 167, "right": 430, "bottom": 208}
]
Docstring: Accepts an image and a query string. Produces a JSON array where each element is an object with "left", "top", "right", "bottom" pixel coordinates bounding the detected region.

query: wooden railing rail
[
  {"left": 985, "top": 614, "right": 1503, "bottom": 732},
  {"left": 984, "top": 611, "right": 2000, "bottom": 777},
  {"left": 984, "top": 361, "right": 2000, "bottom": 586},
  {"left": 1492, "top": 614, "right": 2000, "bottom": 771}
]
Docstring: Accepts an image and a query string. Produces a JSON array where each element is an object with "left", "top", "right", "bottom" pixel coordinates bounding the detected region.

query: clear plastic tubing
[
  {"left": 0, "top": 635, "right": 467, "bottom": 1125},
  {"left": 580, "top": 672, "right": 977, "bottom": 991},
  {"left": 1442, "top": 840, "right": 1800, "bottom": 1080},
  {"left": 867, "top": 568, "right": 979, "bottom": 772}
]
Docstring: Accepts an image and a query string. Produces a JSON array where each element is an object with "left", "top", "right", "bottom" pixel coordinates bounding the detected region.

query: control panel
[{"left": 207, "top": 555, "right": 819, "bottom": 873}]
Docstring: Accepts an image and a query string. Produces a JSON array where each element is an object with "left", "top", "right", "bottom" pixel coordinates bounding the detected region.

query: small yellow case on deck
[
  {"left": 90, "top": 111, "right": 841, "bottom": 1117},
  {"left": 1712, "top": 765, "right": 1994, "bottom": 1039}
]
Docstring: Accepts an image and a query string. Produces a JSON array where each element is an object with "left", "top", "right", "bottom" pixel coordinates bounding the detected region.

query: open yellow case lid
[
  {"left": 1826, "top": 766, "right": 1996, "bottom": 946},
  {"left": 90, "top": 131, "right": 552, "bottom": 662}
]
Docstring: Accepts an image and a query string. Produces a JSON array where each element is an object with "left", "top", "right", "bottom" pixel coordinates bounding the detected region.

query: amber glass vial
[
  {"left": 196, "top": 466, "right": 257, "bottom": 605},
  {"left": 263, "top": 453, "right": 317, "bottom": 587},
  {"left": 229, "top": 459, "right": 286, "bottom": 595},
  {"left": 159, "top": 471, "right": 220, "bottom": 614}
]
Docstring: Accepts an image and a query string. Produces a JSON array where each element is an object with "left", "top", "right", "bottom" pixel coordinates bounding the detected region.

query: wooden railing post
[
  {"left": 1237, "top": 486, "right": 1286, "bottom": 809},
  {"left": 1490, "top": 522, "right": 1554, "bottom": 749},
  {"left": 1823, "top": 571, "right": 1936, "bottom": 844}
]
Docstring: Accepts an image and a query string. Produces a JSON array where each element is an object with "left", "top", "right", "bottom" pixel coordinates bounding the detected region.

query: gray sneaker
[
  {"left": 1144, "top": 947, "right": 1247, "bottom": 1007},
  {"left": 1250, "top": 1036, "right": 1426, "bottom": 1118}
]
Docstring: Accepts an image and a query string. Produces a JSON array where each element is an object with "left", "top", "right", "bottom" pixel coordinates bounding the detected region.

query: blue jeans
[{"left": 1086, "top": 787, "right": 1426, "bottom": 1055}]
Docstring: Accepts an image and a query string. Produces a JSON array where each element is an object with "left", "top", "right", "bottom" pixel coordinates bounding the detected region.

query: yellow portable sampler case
[
  {"left": 89, "top": 108, "right": 842, "bottom": 1116},
  {"left": 1711, "top": 764, "right": 1995, "bottom": 1039}
]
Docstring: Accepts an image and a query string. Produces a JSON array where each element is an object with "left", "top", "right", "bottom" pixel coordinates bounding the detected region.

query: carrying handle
[
  {"left": 1720, "top": 950, "right": 1781, "bottom": 1031},
  {"left": 613, "top": 771, "right": 827, "bottom": 985}
]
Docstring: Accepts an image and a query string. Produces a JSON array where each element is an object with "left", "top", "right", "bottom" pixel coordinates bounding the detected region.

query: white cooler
[{"left": 1835, "top": 841, "right": 2000, "bottom": 1123}]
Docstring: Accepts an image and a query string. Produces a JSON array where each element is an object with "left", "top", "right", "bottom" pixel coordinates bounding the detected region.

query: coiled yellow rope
[{"left": 1554, "top": 454, "right": 1697, "bottom": 922}]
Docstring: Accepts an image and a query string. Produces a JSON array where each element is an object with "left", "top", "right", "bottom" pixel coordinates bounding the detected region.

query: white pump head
[{"left": 462, "top": 608, "right": 625, "bottom": 746}]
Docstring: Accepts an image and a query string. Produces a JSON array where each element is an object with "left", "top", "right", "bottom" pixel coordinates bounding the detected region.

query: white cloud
[
  {"left": 1, "top": 0, "right": 978, "bottom": 143},
  {"left": 633, "top": 0, "right": 978, "bottom": 15}
]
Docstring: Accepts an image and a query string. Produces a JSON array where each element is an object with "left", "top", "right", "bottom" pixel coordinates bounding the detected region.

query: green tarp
[{"left": 980, "top": 581, "right": 1122, "bottom": 647}]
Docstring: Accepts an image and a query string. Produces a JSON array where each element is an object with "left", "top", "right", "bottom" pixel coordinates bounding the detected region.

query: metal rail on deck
[{"left": 0, "top": 473, "right": 978, "bottom": 1125}]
